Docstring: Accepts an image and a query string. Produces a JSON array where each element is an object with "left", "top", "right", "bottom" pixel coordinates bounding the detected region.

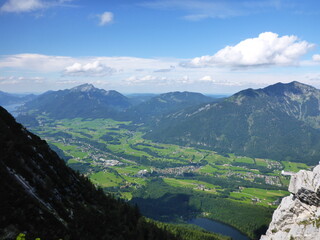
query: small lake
[{"left": 188, "top": 217, "right": 250, "bottom": 240}]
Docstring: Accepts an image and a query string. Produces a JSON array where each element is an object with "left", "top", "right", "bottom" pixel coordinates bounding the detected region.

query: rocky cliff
[{"left": 261, "top": 165, "right": 320, "bottom": 240}]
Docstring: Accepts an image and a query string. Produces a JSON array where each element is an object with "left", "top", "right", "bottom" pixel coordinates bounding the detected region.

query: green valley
[{"left": 24, "top": 115, "right": 309, "bottom": 239}]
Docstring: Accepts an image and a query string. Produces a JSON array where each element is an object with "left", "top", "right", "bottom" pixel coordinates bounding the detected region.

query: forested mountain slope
[
  {"left": 146, "top": 81, "right": 320, "bottom": 165},
  {"left": 0, "top": 106, "right": 181, "bottom": 240},
  {"left": 123, "top": 91, "right": 215, "bottom": 122},
  {"left": 19, "top": 83, "right": 131, "bottom": 119}
]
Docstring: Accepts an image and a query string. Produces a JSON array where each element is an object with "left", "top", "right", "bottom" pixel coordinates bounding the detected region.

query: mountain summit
[
  {"left": 70, "top": 83, "right": 96, "bottom": 92},
  {"left": 233, "top": 81, "right": 319, "bottom": 100},
  {"left": 19, "top": 84, "right": 131, "bottom": 119},
  {"left": 146, "top": 81, "right": 320, "bottom": 164},
  {"left": 262, "top": 81, "right": 318, "bottom": 96}
]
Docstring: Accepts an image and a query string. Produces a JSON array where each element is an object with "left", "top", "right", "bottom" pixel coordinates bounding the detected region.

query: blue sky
[{"left": 1, "top": 0, "right": 320, "bottom": 94}]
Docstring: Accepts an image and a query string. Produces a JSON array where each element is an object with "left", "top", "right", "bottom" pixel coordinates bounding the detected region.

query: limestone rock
[
  {"left": 288, "top": 165, "right": 320, "bottom": 194},
  {"left": 261, "top": 165, "right": 320, "bottom": 240}
]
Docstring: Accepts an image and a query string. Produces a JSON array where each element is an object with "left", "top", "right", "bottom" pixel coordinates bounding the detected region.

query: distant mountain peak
[
  {"left": 70, "top": 83, "right": 96, "bottom": 92},
  {"left": 233, "top": 81, "right": 319, "bottom": 101},
  {"left": 262, "top": 81, "right": 318, "bottom": 96},
  {"left": 146, "top": 81, "right": 320, "bottom": 165},
  {"left": 20, "top": 84, "right": 131, "bottom": 119}
]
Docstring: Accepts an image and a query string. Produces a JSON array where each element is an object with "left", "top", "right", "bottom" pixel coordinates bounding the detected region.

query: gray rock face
[
  {"left": 288, "top": 165, "right": 320, "bottom": 194},
  {"left": 261, "top": 165, "right": 320, "bottom": 240}
]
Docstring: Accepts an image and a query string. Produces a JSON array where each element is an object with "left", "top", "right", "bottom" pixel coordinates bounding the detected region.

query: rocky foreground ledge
[{"left": 261, "top": 165, "right": 320, "bottom": 240}]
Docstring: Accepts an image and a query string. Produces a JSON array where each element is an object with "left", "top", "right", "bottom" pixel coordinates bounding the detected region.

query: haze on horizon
[{"left": 1, "top": 0, "right": 320, "bottom": 94}]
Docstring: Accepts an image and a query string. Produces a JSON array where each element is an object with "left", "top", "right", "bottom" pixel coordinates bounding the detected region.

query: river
[{"left": 188, "top": 217, "right": 250, "bottom": 240}]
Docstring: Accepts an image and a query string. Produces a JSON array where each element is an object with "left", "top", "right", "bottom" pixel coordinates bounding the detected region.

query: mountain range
[
  {"left": 13, "top": 81, "right": 320, "bottom": 165},
  {"left": 3, "top": 81, "right": 320, "bottom": 239},
  {"left": 17, "top": 84, "right": 216, "bottom": 123},
  {"left": 123, "top": 91, "right": 214, "bottom": 122},
  {"left": 19, "top": 84, "right": 131, "bottom": 119},
  {"left": 146, "top": 81, "right": 320, "bottom": 165}
]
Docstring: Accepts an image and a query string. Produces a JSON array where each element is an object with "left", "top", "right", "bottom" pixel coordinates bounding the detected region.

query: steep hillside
[
  {"left": 19, "top": 84, "right": 131, "bottom": 119},
  {"left": 0, "top": 106, "right": 180, "bottom": 240},
  {"left": 124, "top": 91, "right": 214, "bottom": 122},
  {"left": 146, "top": 82, "right": 320, "bottom": 165}
]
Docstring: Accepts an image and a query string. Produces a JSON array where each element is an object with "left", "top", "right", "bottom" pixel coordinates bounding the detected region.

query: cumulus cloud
[
  {"left": 1, "top": 0, "right": 44, "bottom": 13},
  {"left": 64, "top": 61, "right": 116, "bottom": 77},
  {"left": 312, "top": 54, "right": 320, "bottom": 62},
  {"left": 184, "top": 32, "right": 315, "bottom": 68},
  {"left": 1, "top": 0, "right": 44, "bottom": 12},
  {"left": 5, "top": 52, "right": 320, "bottom": 93},
  {"left": 0, "top": 0, "right": 73, "bottom": 13},
  {"left": 98, "top": 11, "right": 114, "bottom": 26}
]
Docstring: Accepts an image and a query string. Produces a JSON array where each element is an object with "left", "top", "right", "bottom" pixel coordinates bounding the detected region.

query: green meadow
[
  {"left": 28, "top": 116, "right": 311, "bottom": 239},
  {"left": 281, "top": 161, "right": 310, "bottom": 172}
]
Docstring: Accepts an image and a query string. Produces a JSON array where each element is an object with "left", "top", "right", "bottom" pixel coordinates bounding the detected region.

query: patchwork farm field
[{"left": 27, "top": 116, "right": 311, "bottom": 239}]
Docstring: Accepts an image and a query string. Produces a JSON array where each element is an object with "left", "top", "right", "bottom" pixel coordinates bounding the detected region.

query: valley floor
[{"left": 26, "top": 116, "right": 311, "bottom": 239}]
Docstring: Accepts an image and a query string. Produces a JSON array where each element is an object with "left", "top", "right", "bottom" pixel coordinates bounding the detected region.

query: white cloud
[
  {"left": 64, "top": 61, "right": 116, "bottom": 77},
  {"left": 99, "top": 11, "right": 114, "bottom": 26},
  {"left": 17, "top": 76, "right": 44, "bottom": 83},
  {"left": 0, "top": 75, "right": 44, "bottom": 85},
  {"left": 140, "top": 75, "right": 158, "bottom": 81},
  {"left": 1, "top": 0, "right": 43, "bottom": 13},
  {"left": 55, "top": 79, "right": 83, "bottom": 85},
  {"left": 0, "top": 54, "right": 74, "bottom": 72},
  {"left": 0, "top": 76, "right": 18, "bottom": 85},
  {"left": 2, "top": 52, "right": 320, "bottom": 94},
  {"left": 154, "top": 66, "right": 175, "bottom": 72},
  {"left": 199, "top": 75, "right": 215, "bottom": 82},
  {"left": 124, "top": 75, "right": 169, "bottom": 85},
  {"left": 212, "top": 79, "right": 242, "bottom": 86},
  {"left": 184, "top": 32, "right": 315, "bottom": 68},
  {"left": 124, "top": 74, "right": 218, "bottom": 86},
  {"left": 177, "top": 75, "right": 191, "bottom": 84},
  {"left": 312, "top": 54, "right": 320, "bottom": 62},
  {"left": 0, "top": 54, "right": 180, "bottom": 73},
  {"left": 0, "top": 0, "right": 74, "bottom": 13}
]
